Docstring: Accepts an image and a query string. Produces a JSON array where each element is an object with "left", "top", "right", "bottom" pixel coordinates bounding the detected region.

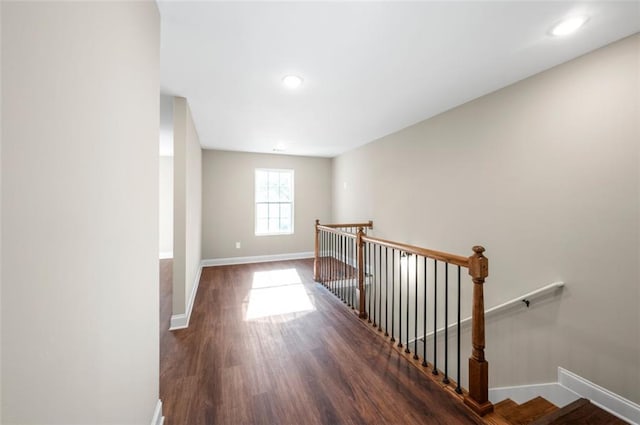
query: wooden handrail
[
  {"left": 361, "top": 235, "right": 469, "bottom": 268},
  {"left": 321, "top": 221, "right": 373, "bottom": 229},
  {"left": 317, "top": 225, "right": 358, "bottom": 238},
  {"left": 313, "top": 220, "right": 492, "bottom": 417}
]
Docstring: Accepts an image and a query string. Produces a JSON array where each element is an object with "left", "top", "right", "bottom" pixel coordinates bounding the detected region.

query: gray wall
[
  {"left": 0, "top": 2, "right": 3, "bottom": 418},
  {"left": 159, "top": 156, "right": 173, "bottom": 256},
  {"left": 332, "top": 34, "right": 640, "bottom": 403},
  {"left": 202, "top": 150, "right": 332, "bottom": 259},
  {"left": 172, "top": 97, "right": 202, "bottom": 316},
  {"left": 1, "top": 1, "right": 160, "bottom": 423},
  {"left": 159, "top": 94, "right": 174, "bottom": 258}
]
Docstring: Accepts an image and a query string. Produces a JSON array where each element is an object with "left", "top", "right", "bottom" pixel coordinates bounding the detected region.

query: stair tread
[
  {"left": 494, "top": 399, "right": 522, "bottom": 421},
  {"left": 520, "top": 397, "right": 557, "bottom": 411},
  {"left": 484, "top": 400, "right": 517, "bottom": 425},
  {"left": 530, "top": 398, "right": 628, "bottom": 425},
  {"left": 495, "top": 399, "right": 519, "bottom": 411},
  {"left": 496, "top": 396, "right": 558, "bottom": 425},
  {"left": 529, "top": 399, "right": 589, "bottom": 425}
]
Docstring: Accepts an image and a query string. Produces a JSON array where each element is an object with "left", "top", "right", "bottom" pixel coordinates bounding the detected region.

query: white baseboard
[
  {"left": 170, "top": 313, "right": 188, "bottom": 330},
  {"left": 489, "top": 382, "right": 580, "bottom": 407},
  {"left": 150, "top": 399, "right": 164, "bottom": 425},
  {"left": 159, "top": 251, "right": 173, "bottom": 260},
  {"left": 201, "top": 251, "right": 314, "bottom": 267},
  {"left": 169, "top": 265, "right": 202, "bottom": 330},
  {"left": 489, "top": 368, "right": 640, "bottom": 425},
  {"left": 558, "top": 367, "right": 640, "bottom": 425}
]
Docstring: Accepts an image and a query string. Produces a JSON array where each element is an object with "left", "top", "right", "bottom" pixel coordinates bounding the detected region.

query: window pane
[
  {"left": 269, "top": 203, "right": 279, "bottom": 218},
  {"left": 279, "top": 217, "right": 291, "bottom": 233},
  {"left": 255, "top": 169, "right": 294, "bottom": 235},
  {"left": 269, "top": 171, "right": 280, "bottom": 185},
  {"left": 256, "top": 171, "right": 268, "bottom": 202},
  {"left": 268, "top": 179, "right": 279, "bottom": 202},
  {"left": 279, "top": 172, "right": 290, "bottom": 186},
  {"left": 256, "top": 203, "right": 268, "bottom": 220},
  {"left": 279, "top": 186, "right": 290, "bottom": 201},
  {"left": 280, "top": 203, "right": 291, "bottom": 218},
  {"left": 257, "top": 219, "right": 268, "bottom": 234},
  {"left": 279, "top": 173, "right": 291, "bottom": 201},
  {"left": 256, "top": 184, "right": 268, "bottom": 202}
]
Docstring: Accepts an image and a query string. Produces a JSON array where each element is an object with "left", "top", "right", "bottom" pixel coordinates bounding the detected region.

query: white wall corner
[
  {"left": 169, "top": 265, "right": 202, "bottom": 330},
  {"left": 200, "top": 251, "right": 314, "bottom": 267},
  {"left": 558, "top": 367, "right": 640, "bottom": 425},
  {"left": 159, "top": 251, "right": 173, "bottom": 260},
  {"left": 151, "top": 399, "right": 164, "bottom": 425}
]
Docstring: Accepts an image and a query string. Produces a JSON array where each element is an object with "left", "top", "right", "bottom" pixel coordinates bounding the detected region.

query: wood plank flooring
[{"left": 160, "top": 259, "right": 483, "bottom": 425}]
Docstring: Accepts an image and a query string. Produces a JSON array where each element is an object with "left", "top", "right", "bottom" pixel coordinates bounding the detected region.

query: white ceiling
[{"left": 158, "top": 1, "right": 640, "bottom": 158}]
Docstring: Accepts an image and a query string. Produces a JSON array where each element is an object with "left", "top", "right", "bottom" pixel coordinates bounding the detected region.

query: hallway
[{"left": 159, "top": 259, "right": 482, "bottom": 424}]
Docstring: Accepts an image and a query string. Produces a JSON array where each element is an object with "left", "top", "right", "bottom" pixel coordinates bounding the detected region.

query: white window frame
[{"left": 254, "top": 168, "right": 295, "bottom": 236}]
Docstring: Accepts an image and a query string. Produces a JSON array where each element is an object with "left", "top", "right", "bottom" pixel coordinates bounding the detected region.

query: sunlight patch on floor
[{"left": 244, "top": 268, "right": 316, "bottom": 321}]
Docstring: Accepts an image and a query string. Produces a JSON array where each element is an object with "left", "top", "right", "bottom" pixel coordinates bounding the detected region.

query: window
[{"left": 255, "top": 169, "right": 294, "bottom": 235}]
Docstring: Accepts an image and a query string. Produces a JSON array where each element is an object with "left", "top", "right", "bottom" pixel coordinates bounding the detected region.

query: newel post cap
[{"left": 469, "top": 245, "right": 489, "bottom": 280}]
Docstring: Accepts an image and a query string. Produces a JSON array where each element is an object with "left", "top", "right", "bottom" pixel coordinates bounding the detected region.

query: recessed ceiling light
[
  {"left": 282, "top": 75, "right": 303, "bottom": 89},
  {"left": 551, "top": 16, "right": 588, "bottom": 37}
]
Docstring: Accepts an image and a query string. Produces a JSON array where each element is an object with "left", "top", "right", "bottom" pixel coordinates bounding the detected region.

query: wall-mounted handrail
[
  {"left": 410, "top": 281, "right": 566, "bottom": 343},
  {"left": 361, "top": 235, "right": 469, "bottom": 268},
  {"left": 313, "top": 220, "right": 494, "bottom": 416},
  {"left": 488, "top": 281, "right": 565, "bottom": 314}
]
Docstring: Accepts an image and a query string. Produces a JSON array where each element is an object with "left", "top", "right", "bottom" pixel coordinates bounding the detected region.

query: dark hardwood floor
[{"left": 160, "top": 258, "right": 482, "bottom": 425}]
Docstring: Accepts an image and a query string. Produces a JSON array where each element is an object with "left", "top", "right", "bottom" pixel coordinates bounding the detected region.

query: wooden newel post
[
  {"left": 357, "top": 227, "right": 367, "bottom": 319},
  {"left": 464, "top": 246, "right": 494, "bottom": 416},
  {"left": 313, "top": 219, "right": 320, "bottom": 282}
]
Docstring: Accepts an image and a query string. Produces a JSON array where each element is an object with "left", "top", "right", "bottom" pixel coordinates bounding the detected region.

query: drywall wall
[
  {"left": 637, "top": 30, "right": 640, "bottom": 409},
  {"left": 1, "top": 2, "right": 160, "bottom": 423},
  {"left": 0, "top": 2, "right": 3, "bottom": 419},
  {"left": 172, "top": 97, "right": 202, "bottom": 316},
  {"left": 159, "top": 94, "right": 174, "bottom": 258},
  {"left": 159, "top": 93, "right": 174, "bottom": 157},
  {"left": 332, "top": 34, "right": 640, "bottom": 403},
  {"left": 202, "top": 150, "right": 332, "bottom": 259},
  {"left": 159, "top": 156, "right": 173, "bottom": 256}
]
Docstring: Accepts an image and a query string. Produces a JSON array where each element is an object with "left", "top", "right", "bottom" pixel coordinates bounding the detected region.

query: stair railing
[
  {"left": 314, "top": 220, "right": 494, "bottom": 416},
  {"left": 313, "top": 220, "right": 372, "bottom": 316}
]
